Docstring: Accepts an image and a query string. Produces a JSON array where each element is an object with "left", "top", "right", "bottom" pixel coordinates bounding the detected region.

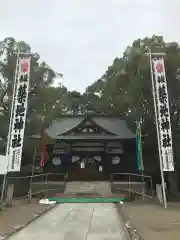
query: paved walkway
[{"left": 8, "top": 203, "right": 127, "bottom": 240}]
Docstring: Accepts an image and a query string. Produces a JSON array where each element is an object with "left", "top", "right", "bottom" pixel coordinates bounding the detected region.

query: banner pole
[
  {"left": 141, "top": 169, "right": 145, "bottom": 200},
  {"left": 147, "top": 48, "right": 167, "bottom": 208}
]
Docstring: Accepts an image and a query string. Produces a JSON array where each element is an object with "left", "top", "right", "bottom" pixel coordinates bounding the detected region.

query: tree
[
  {"left": 64, "top": 91, "right": 82, "bottom": 115},
  {"left": 85, "top": 35, "right": 180, "bottom": 197},
  {"left": 0, "top": 37, "right": 65, "bottom": 162}
]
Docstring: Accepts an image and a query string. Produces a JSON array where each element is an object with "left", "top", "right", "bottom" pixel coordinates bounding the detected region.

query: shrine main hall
[{"left": 31, "top": 115, "right": 137, "bottom": 181}]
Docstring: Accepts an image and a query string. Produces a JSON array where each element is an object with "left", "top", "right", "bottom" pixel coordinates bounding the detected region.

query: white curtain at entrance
[
  {"left": 80, "top": 162, "right": 85, "bottom": 168},
  {"left": 52, "top": 156, "right": 61, "bottom": 165},
  {"left": 99, "top": 166, "right": 103, "bottom": 172}
]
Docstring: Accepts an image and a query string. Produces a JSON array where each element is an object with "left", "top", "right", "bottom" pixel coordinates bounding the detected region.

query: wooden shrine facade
[{"left": 30, "top": 115, "right": 136, "bottom": 181}]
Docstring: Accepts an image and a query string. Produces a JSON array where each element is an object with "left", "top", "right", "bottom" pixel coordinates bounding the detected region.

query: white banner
[
  {"left": 8, "top": 57, "right": 31, "bottom": 172},
  {"left": 152, "top": 58, "right": 174, "bottom": 171}
]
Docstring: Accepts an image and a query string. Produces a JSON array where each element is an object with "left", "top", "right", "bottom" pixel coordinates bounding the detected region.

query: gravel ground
[
  {"left": 125, "top": 201, "right": 180, "bottom": 240},
  {"left": 0, "top": 199, "right": 53, "bottom": 239}
]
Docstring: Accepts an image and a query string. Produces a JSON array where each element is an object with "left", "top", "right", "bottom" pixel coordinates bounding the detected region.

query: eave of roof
[{"left": 29, "top": 134, "right": 135, "bottom": 141}]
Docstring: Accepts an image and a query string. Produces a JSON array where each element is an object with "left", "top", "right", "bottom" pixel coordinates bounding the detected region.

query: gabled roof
[
  {"left": 91, "top": 117, "right": 134, "bottom": 138},
  {"left": 46, "top": 117, "right": 84, "bottom": 137},
  {"left": 30, "top": 115, "right": 136, "bottom": 140}
]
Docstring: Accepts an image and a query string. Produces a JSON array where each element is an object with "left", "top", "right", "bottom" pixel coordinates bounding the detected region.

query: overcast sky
[{"left": 0, "top": 1, "right": 179, "bottom": 92}]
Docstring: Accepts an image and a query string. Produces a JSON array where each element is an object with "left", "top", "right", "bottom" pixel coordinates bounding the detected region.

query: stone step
[{"left": 65, "top": 181, "right": 112, "bottom": 195}]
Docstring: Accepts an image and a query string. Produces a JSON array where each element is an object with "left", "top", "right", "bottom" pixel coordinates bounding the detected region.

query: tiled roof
[{"left": 30, "top": 115, "right": 136, "bottom": 140}]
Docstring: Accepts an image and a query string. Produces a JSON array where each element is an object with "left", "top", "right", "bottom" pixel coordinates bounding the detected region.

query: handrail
[
  {"left": 7, "top": 172, "right": 66, "bottom": 180},
  {"left": 3, "top": 173, "right": 67, "bottom": 205},
  {"left": 116, "top": 187, "right": 153, "bottom": 199},
  {"left": 7, "top": 173, "right": 48, "bottom": 179},
  {"left": 14, "top": 187, "right": 64, "bottom": 201},
  {"left": 110, "top": 172, "right": 152, "bottom": 181},
  {"left": 110, "top": 172, "right": 154, "bottom": 199}
]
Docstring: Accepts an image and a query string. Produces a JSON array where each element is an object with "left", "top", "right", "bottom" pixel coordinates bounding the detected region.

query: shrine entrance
[
  {"left": 67, "top": 165, "right": 104, "bottom": 181},
  {"left": 67, "top": 156, "right": 105, "bottom": 181}
]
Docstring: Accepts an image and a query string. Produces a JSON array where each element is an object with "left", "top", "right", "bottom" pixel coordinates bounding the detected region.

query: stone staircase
[{"left": 64, "top": 181, "right": 112, "bottom": 195}]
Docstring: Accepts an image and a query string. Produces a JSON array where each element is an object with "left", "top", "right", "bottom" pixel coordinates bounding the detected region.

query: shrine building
[{"left": 30, "top": 115, "right": 137, "bottom": 181}]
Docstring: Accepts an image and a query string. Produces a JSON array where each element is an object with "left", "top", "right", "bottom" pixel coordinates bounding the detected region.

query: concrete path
[{"left": 9, "top": 203, "right": 127, "bottom": 240}]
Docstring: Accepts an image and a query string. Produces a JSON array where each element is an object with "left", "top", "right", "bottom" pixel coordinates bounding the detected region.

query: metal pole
[
  {"left": 0, "top": 51, "right": 20, "bottom": 205},
  {"left": 128, "top": 174, "right": 130, "bottom": 196},
  {"left": 30, "top": 148, "right": 37, "bottom": 185},
  {"left": 139, "top": 118, "right": 145, "bottom": 200},
  {"left": 141, "top": 170, "right": 145, "bottom": 200},
  {"left": 150, "top": 177, "right": 154, "bottom": 198},
  {"left": 146, "top": 47, "right": 167, "bottom": 208},
  {"left": 28, "top": 148, "right": 36, "bottom": 203}
]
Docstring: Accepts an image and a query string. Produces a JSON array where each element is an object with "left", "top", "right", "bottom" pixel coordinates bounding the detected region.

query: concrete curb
[
  {"left": 5, "top": 204, "right": 56, "bottom": 239},
  {"left": 116, "top": 202, "right": 143, "bottom": 240}
]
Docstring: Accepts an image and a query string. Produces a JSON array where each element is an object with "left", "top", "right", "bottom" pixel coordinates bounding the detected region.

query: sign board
[
  {"left": 0, "top": 155, "right": 8, "bottom": 174},
  {"left": 8, "top": 57, "right": 31, "bottom": 172},
  {"left": 152, "top": 57, "right": 174, "bottom": 171}
]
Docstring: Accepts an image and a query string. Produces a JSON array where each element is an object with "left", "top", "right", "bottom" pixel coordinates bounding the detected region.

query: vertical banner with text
[
  {"left": 152, "top": 57, "right": 174, "bottom": 171},
  {"left": 8, "top": 57, "right": 31, "bottom": 172}
]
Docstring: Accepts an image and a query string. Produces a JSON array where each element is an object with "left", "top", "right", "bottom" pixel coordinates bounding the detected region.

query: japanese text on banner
[
  {"left": 8, "top": 57, "right": 31, "bottom": 172},
  {"left": 153, "top": 58, "right": 174, "bottom": 171}
]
